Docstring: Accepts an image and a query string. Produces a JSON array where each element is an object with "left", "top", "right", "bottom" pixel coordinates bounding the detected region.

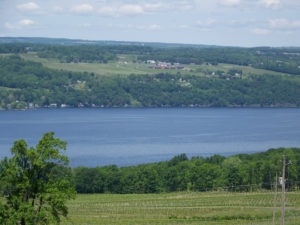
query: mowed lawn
[{"left": 62, "top": 191, "right": 300, "bottom": 225}]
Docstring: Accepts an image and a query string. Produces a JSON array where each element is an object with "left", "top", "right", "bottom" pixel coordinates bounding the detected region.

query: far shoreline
[{"left": 1, "top": 104, "right": 299, "bottom": 111}]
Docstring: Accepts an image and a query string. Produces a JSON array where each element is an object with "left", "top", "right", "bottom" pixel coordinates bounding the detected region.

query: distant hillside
[
  {"left": 1, "top": 38, "right": 300, "bottom": 109},
  {"left": 0, "top": 37, "right": 204, "bottom": 48}
]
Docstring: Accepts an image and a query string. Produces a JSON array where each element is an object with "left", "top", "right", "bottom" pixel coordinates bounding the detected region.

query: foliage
[
  {"left": 0, "top": 132, "right": 76, "bottom": 225},
  {"left": 1, "top": 55, "right": 300, "bottom": 109},
  {"left": 73, "top": 148, "right": 300, "bottom": 194},
  {"left": 1, "top": 42, "right": 300, "bottom": 75},
  {"left": 2, "top": 41, "right": 300, "bottom": 75},
  {"left": 1, "top": 43, "right": 300, "bottom": 109},
  {"left": 0, "top": 55, "right": 94, "bottom": 109},
  {"left": 37, "top": 45, "right": 116, "bottom": 63}
]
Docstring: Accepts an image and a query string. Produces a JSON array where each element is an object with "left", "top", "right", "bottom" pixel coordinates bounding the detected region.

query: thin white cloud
[
  {"left": 98, "top": 4, "right": 144, "bottom": 17},
  {"left": 258, "top": 0, "right": 281, "bottom": 9},
  {"left": 145, "top": 24, "right": 162, "bottom": 30},
  {"left": 17, "top": 2, "right": 40, "bottom": 11},
  {"left": 228, "top": 19, "right": 258, "bottom": 28},
  {"left": 143, "top": 3, "right": 167, "bottom": 11},
  {"left": 269, "top": 18, "right": 300, "bottom": 29},
  {"left": 178, "top": 24, "right": 190, "bottom": 29},
  {"left": 70, "top": 4, "right": 94, "bottom": 14},
  {"left": 106, "top": 23, "right": 162, "bottom": 31},
  {"left": 4, "top": 22, "right": 16, "bottom": 30},
  {"left": 197, "top": 18, "right": 217, "bottom": 28},
  {"left": 118, "top": 4, "right": 144, "bottom": 15},
  {"left": 53, "top": 6, "right": 64, "bottom": 13},
  {"left": 286, "top": 0, "right": 300, "bottom": 8},
  {"left": 135, "top": 24, "right": 162, "bottom": 30},
  {"left": 4, "top": 19, "right": 35, "bottom": 29},
  {"left": 192, "top": 1, "right": 214, "bottom": 11},
  {"left": 219, "top": 0, "right": 241, "bottom": 6},
  {"left": 80, "top": 23, "right": 92, "bottom": 28},
  {"left": 269, "top": 18, "right": 289, "bottom": 28},
  {"left": 252, "top": 28, "right": 270, "bottom": 35},
  {"left": 175, "top": 0, "right": 194, "bottom": 11},
  {"left": 251, "top": 18, "right": 300, "bottom": 36},
  {"left": 19, "top": 19, "right": 35, "bottom": 26},
  {"left": 98, "top": 6, "right": 115, "bottom": 16},
  {"left": 98, "top": 2, "right": 168, "bottom": 17}
]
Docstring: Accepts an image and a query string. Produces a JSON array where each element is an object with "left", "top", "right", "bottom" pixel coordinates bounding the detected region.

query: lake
[{"left": 1, "top": 108, "right": 300, "bottom": 167}]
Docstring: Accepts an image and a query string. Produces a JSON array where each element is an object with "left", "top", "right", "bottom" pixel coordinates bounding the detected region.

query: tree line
[
  {"left": 1, "top": 55, "right": 300, "bottom": 109},
  {"left": 37, "top": 45, "right": 117, "bottom": 63},
  {"left": 74, "top": 148, "right": 300, "bottom": 194}
]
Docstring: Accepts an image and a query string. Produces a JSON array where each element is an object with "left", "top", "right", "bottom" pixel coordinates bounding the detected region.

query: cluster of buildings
[{"left": 146, "top": 60, "right": 184, "bottom": 70}]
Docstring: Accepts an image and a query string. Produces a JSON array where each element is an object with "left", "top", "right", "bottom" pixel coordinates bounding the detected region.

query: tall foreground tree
[{"left": 0, "top": 132, "right": 76, "bottom": 225}]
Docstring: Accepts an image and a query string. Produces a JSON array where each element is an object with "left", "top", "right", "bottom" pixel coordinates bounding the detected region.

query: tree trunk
[{"left": 20, "top": 217, "right": 26, "bottom": 225}]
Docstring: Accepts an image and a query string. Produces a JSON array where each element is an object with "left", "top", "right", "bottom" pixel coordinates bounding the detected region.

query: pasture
[
  {"left": 62, "top": 191, "right": 300, "bottom": 225},
  {"left": 20, "top": 52, "right": 290, "bottom": 78}
]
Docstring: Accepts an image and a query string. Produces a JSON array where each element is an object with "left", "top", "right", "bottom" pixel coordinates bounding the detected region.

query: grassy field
[
  {"left": 62, "top": 191, "right": 300, "bottom": 225},
  {"left": 19, "top": 52, "right": 290, "bottom": 78}
]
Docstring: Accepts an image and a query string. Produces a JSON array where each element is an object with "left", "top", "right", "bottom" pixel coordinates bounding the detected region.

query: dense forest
[
  {"left": 1, "top": 40, "right": 300, "bottom": 109},
  {"left": 73, "top": 148, "right": 300, "bottom": 194}
]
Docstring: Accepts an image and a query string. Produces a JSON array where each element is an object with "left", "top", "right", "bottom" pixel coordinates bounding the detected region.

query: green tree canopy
[{"left": 0, "top": 132, "right": 76, "bottom": 225}]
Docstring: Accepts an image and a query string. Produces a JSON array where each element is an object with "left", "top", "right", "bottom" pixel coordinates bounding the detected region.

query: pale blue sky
[{"left": 1, "top": 0, "right": 300, "bottom": 46}]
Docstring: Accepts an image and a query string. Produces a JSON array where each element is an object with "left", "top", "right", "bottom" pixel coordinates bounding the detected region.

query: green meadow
[
  {"left": 20, "top": 52, "right": 290, "bottom": 78},
  {"left": 62, "top": 191, "right": 300, "bottom": 225}
]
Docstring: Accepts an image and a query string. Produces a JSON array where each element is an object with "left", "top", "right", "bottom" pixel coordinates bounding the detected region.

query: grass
[
  {"left": 20, "top": 52, "right": 291, "bottom": 78},
  {"left": 62, "top": 191, "right": 300, "bottom": 225},
  {"left": 20, "top": 53, "right": 155, "bottom": 76}
]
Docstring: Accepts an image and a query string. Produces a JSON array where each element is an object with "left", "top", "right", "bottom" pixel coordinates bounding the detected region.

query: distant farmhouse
[{"left": 146, "top": 60, "right": 184, "bottom": 70}]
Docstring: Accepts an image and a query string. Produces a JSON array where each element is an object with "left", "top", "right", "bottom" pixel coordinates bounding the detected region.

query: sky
[{"left": 1, "top": 0, "right": 300, "bottom": 47}]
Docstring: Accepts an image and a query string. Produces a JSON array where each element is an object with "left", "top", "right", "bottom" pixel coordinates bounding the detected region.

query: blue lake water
[{"left": 0, "top": 108, "right": 300, "bottom": 167}]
